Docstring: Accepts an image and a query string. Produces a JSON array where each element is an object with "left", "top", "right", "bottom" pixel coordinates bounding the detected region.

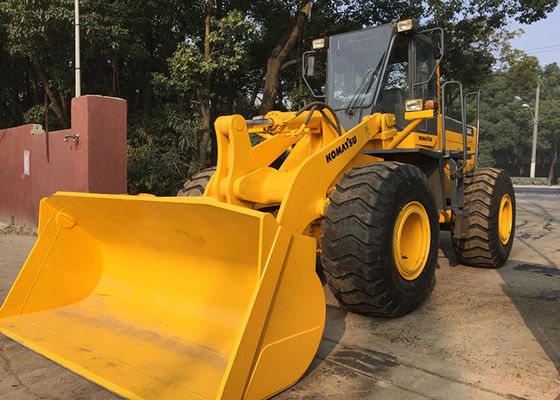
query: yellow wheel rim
[
  {"left": 498, "top": 194, "right": 513, "bottom": 245},
  {"left": 392, "top": 201, "right": 431, "bottom": 281}
]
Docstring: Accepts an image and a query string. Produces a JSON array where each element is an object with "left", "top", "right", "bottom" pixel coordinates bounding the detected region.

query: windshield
[{"left": 327, "top": 24, "right": 393, "bottom": 111}]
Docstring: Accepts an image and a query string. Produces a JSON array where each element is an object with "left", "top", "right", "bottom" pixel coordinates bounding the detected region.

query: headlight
[
  {"left": 397, "top": 19, "right": 416, "bottom": 32},
  {"left": 405, "top": 99, "right": 423, "bottom": 112},
  {"left": 312, "top": 38, "right": 325, "bottom": 50}
]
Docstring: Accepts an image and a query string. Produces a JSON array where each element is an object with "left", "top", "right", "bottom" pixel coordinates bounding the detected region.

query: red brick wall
[{"left": 0, "top": 96, "right": 127, "bottom": 226}]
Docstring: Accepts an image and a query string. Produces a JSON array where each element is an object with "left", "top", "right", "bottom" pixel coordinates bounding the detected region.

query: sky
[{"left": 507, "top": 6, "right": 560, "bottom": 67}]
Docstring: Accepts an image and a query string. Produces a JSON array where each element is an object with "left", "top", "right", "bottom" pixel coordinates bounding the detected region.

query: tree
[
  {"left": 538, "top": 63, "right": 560, "bottom": 184},
  {"left": 478, "top": 72, "right": 533, "bottom": 175},
  {"left": 1, "top": 0, "right": 73, "bottom": 127},
  {"left": 258, "top": 0, "right": 311, "bottom": 114},
  {"left": 159, "top": 8, "right": 256, "bottom": 165},
  {"left": 1, "top": 0, "right": 558, "bottom": 194},
  {"left": 475, "top": 40, "right": 560, "bottom": 183},
  {"left": 0, "top": 10, "right": 30, "bottom": 127}
]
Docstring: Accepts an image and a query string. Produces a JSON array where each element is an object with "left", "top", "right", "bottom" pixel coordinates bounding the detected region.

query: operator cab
[{"left": 304, "top": 20, "right": 441, "bottom": 132}]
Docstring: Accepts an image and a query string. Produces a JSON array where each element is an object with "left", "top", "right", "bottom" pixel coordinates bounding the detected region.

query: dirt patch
[{"left": 0, "top": 224, "right": 37, "bottom": 236}]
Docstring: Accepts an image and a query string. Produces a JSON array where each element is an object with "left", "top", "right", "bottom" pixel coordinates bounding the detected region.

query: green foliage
[
  {"left": 507, "top": 53, "right": 540, "bottom": 89},
  {"left": 163, "top": 10, "right": 256, "bottom": 94},
  {"left": 127, "top": 144, "right": 187, "bottom": 195},
  {"left": 23, "top": 104, "right": 64, "bottom": 131},
  {"left": 0, "top": 0, "right": 72, "bottom": 57},
  {"left": 537, "top": 63, "right": 560, "bottom": 167},
  {"left": 476, "top": 58, "right": 560, "bottom": 178},
  {"left": 478, "top": 73, "right": 532, "bottom": 174},
  {"left": 1, "top": 0, "right": 559, "bottom": 192},
  {"left": 127, "top": 107, "right": 202, "bottom": 195},
  {"left": 288, "top": 84, "right": 316, "bottom": 111},
  {"left": 168, "top": 112, "right": 206, "bottom": 155}
]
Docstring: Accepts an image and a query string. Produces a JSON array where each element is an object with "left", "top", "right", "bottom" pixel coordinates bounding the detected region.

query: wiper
[
  {"left": 345, "top": 68, "right": 374, "bottom": 116},
  {"left": 345, "top": 57, "right": 384, "bottom": 116}
]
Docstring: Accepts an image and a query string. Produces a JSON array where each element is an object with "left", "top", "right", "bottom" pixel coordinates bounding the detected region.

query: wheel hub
[
  {"left": 498, "top": 194, "right": 513, "bottom": 245},
  {"left": 392, "top": 201, "right": 431, "bottom": 280}
]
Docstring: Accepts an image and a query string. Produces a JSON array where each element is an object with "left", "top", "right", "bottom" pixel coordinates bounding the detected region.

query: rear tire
[
  {"left": 320, "top": 161, "right": 439, "bottom": 317},
  {"left": 451, "top": 168, "right": 515, "bottom": 268},
  {"left": 177, "top": 167, "right": 216, "bottom": 197}
]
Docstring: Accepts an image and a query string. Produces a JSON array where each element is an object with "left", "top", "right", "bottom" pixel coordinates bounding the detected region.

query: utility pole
[
  {"left": 75, "top": 0, "right": 81, "bottom": 97},
  {"left": 530, "top": 81, "right": 540, "bottom": 178}
]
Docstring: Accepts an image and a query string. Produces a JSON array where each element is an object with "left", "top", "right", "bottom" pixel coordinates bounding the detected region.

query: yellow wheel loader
[{"left": 0, "top": 19, "right": 515, "bottom": 400}]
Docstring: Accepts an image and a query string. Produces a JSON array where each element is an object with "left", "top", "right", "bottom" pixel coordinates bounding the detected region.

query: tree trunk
[
  {"left": 548, "top": 135, "right": 558, "bottom": 186},
  {"left": 26, "top": 63, "right": 41, "bottom": 105},
  {"left": 197, "top": 0, "right": 214, "bottom": 167},
  {"left": 111, "top": 55, "right": 121, "bottom": 96},
  {"left": 259, "top": 0, "right": 311, "bottom": 114},
  {"left": 60, "top": 93, "right": 69, "bottom": 119},
  {"left": 32, "top": 57, "right": 69, "bottom": 128},
  {"left": 225, "top": 72, "right": 234, "bottom": 115},
  {"left": 197, "top": 87, "right": 211, "bottom": 167},
  {"left": 210, "top": 91, "right": 218, "bottom": 165}
]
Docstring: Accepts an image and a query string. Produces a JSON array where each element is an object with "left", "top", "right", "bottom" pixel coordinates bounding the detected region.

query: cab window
[{"left": 414, "top": 35, "right": 437, "bottom": 101}]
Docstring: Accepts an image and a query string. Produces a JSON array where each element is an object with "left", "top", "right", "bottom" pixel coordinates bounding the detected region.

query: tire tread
[
  {"left": 177, "top": 167, "right": 216, "bottom": 197},
  {"left": 320, "top": 162, "right": 437, "bottom": 317},
  {"left": 451, "top": 167, "right": 515, "bottom": 268}
]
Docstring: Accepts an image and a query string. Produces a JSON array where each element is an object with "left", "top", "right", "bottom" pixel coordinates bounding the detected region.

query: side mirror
[
  {"left": 431, "top": 32, "right": 443, "bottom": 60},
  {"left": 301, "top": 50, "right": 326, "bottom": 98},
  {"left": 304, "top": 53, "right": 315, "bottom": 77}
]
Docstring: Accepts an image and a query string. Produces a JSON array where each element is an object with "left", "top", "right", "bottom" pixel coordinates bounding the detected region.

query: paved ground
[{"left": 0, "top": 192, "right": 559, "bottom": 399}]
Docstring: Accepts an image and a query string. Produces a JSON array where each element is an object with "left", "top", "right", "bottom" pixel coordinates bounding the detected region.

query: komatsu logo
[
  {"left": 418, "top": 135, "right": 433, "bottom": 142},
  {"left": 326, "top": 136, "right": 357, "bottom": 163}
]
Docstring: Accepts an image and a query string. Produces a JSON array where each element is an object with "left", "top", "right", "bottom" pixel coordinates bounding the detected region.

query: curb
[{"left": 514, "top": 185, "right": 560, "bottom": 194}]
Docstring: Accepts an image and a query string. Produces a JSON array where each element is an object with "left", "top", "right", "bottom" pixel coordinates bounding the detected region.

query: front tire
[
  {"left": 451, "top": 167, "right": 515, "bottom": 268},
  {"left": 177, "top": 167, "right": 216, "bottom": 197},
  {"left": 320, "top": 161, "right": 439, "bottom": 317}
]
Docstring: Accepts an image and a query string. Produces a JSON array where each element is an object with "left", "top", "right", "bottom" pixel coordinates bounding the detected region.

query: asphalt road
[{"left": 0, "top": 192, "right": 559, "bottom": 399}]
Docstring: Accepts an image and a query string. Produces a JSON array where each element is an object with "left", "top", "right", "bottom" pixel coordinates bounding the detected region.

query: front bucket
[{"left": 0, "top": 193, "right": 325, "bottom": 399}]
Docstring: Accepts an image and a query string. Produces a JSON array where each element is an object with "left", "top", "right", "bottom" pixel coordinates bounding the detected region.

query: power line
[
  {"left": 525, "top": 48, "right": 560, "bottom": 55},
  {"left": 521, "top": 43, "right": 560, "bottom": 51}
]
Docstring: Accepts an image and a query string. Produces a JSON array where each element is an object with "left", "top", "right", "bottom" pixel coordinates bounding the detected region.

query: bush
[
  {"left": 127, "top": 107, "right": 202, "bottom": 195},
  {"left": 23, "top": 104, "right": 64, "bottom": 131}
]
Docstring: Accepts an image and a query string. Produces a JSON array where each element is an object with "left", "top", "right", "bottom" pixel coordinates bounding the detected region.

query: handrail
[
  {"left": 464, "top": 91, "right": 481, "bottom": 174},
  {"left": 415, "top": 27, "right": 444, "bottom": 89},
  {"left": 441, "top": 81, "right": 466, "bottom": 159}
]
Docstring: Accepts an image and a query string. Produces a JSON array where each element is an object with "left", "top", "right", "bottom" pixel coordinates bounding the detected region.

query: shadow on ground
[
  {"left": 499, "top": 260, "right": 560, "bottom": 374},
  {"left": 439, "top": 196, "right": 560, "bottom": 376}
]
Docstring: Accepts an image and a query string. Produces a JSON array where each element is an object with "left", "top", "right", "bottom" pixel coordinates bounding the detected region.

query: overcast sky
[{"left": 508, "top": 6, "right": 560, "bottom": 67}]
